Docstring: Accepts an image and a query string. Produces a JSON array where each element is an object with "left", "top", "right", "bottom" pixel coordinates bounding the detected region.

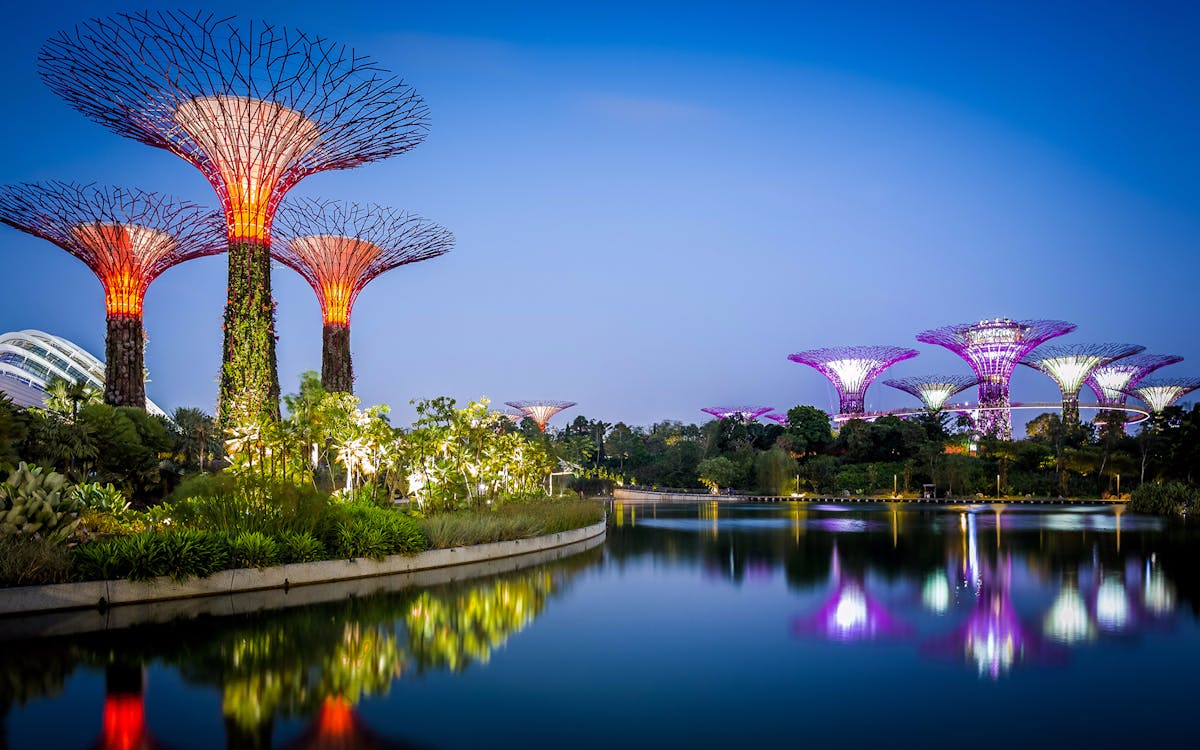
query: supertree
[
  {"left": 1126, "top": 377, "right": 1200, "bottom": 413},
  {"left": 763, "top": 413, "right": 791, "bottom": 425},
  {"left": 273, "top": 198, "right": 453, "bottom": 393},
  {"left": 787, "top": 345, "right": 918, "bottom": 417},
  {"left": 0, "top": 182, "right": 222, "bottom": 408},
  {"left": 40, "top": 10, "right": 429, "bottom": 426},
  {"left": 1085, "top": 353, "right": 1183, "bottom": 406},
  {"left": 883, "top": 375, "right": 978, "bottom": 412},
  {"left": 700, "top": 406, "right": 773, "bottom": 421},
  {"left": 916, "top": 318, "right": 1075, "bottom": 439},
  {"left": 1020, "top": 343, "right": 1144, "bottom": 424},
  {"left": 505, "top": 401, "right": 576, "bottom": 432}
]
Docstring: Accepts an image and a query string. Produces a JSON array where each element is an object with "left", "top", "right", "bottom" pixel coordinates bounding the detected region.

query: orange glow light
[
  {"left": 288, "top": 235, "right": 383, "bottom": 325},
  {"left": 70, "top": 223, "right": 177, "bottom": 318},
  {"left": 315, "top": 696, "right": 355, "bottom": 738},
  {"left": 174, "top": 96, "right": 322, "bottom": 243}
]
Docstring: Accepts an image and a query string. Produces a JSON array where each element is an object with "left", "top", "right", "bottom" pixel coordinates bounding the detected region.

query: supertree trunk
[
  {"left": 1061, "top": 394, "right": 1080, "bottom": 425},
  {"left": 104, "top": 315, "right": 146, "bottom": 408},
  {"left": 322, "top": 323, "right": 353, "bottom": 393},
  {"left": 220, "top": 241, "right": 280, "bottom": 427}
]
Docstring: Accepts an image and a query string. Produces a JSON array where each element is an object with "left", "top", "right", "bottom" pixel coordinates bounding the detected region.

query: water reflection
[
  {"left": 0, "top": 550, "right": 599, "bottom": 749},
  {"left": 605, "top": 501, "right": 1192, "bottom": 682}
]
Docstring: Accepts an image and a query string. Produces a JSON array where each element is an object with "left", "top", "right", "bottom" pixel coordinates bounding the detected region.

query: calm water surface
[{"left": 4, "top": 502, "right": 1200, "bottom": 749}]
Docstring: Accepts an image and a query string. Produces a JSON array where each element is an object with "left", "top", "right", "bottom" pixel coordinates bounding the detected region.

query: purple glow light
[
  {"left": 700, "top": 405, "right": 773, "bottom": 421},
  {"left": 787, "top": 345, "right": 919, "bottom": 417},
  {"left": 916, "top": 318, "right": 1076, "bottom": 439}
]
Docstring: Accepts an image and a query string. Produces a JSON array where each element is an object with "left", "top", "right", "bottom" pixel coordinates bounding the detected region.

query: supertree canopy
[
  {"left": 883, "top": 375, "right": 978, "bottom": 412},
  {"left": 1126, "top": 378, "right": 1200, "bottom": 413},
  {"left": 505, "top": 401, "right": 576, "bottom": 432},
  {"left": 787, "top": 345, "right": 918, "bottom": 417},
  {"left": 273, "top": 198, "right": 453, "bottom": 393},
  {"left": 1020, "top": 343, "right": 1144, "bottom": 424},
  {"left": 763, "top": 413, "right": 790, "bottom": 425},
  {"left": 1085, "top": 353, "right": 1183, "bottom": 406},
  {"left": 0, "top": 182, "right": 222, "bottom": 408},
  {"left": 916, "top": 318, "right": 1075, "bottom": 439},
  {"left": 39, "top": 10, "right": 429, "bottom": 426},
  {"left": 701, "top": 406, "right": 774, "bottom": 421}
]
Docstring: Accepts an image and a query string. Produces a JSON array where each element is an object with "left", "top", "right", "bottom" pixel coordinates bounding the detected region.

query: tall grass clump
[{"left": 420, "top": 499, "right": 602, "bottom": 548}]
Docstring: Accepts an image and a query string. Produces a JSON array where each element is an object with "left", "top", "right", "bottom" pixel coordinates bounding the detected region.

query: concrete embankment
[{"left": 0, "top": 520, "right": 607, "bottom": 638}]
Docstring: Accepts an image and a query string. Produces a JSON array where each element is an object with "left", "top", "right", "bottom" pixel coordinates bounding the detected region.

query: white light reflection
[
  {"left": 1044, "top": 584, "right": 1095, "bottom": 644},
  {"left": 1095, "top": 576, "right": 1129, "bottom": 631},
  {"left": 923, "top": 571, "right": 951, "bottom": 614}
]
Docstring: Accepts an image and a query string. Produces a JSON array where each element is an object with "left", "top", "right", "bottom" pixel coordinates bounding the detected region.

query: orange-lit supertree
[
  {"left": 0, "top": 182, "right": 222, "bottom": 409},
  {"left": 274, "top": 198, "right": 453, "bottom": 393},
  {"left": 39, "top": 11, "right": 429, "bottom": 426}
]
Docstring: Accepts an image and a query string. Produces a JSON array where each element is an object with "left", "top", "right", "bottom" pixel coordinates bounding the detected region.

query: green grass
[{"left": 419, "top": 499, "right": 603, "bottom": 548}]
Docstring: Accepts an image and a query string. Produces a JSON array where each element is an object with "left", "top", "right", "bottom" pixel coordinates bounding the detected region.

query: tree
[
  {"left": 43, "top": 376, "right": 101, "bottom": 422},
  {"left": 755, "top": 447, "right": 797, "bottom": 495},
  {"left": 0, "top": 393, "right": 28, "bottom": 474},
  {"left": 170, "top": 406, "right": 219, "bottom": 471},
  {"left": 696, "top": 456, "right": 741, "bottom": 494},
  {"left": 781, "top": 405, "right": 833, "bottom": 456}
]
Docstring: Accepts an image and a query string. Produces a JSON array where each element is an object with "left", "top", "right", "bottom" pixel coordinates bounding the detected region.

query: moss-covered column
[
  {"left": 321, "top": 323, "right": 353, "bottom": 393},
  {"left": 104, "top": 315, "right": 146, "bottom": 408},
  {"left": 219, "top": 241, "right": 280, "bottom": 428},
  {"left": 1062, "top": 394, "right": 1080, "bottom": 425}
]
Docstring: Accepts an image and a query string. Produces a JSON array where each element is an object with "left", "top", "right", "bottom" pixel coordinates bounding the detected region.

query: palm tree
[
  {"left": 171, "top": 406, "right": 217, "bottom": 471},
  {"left": 43, "top": 376, "right": 101, "bottom": 422}
]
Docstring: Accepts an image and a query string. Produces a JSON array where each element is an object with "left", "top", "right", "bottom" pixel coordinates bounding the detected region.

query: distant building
[{"left": 0, "top": 329, "right": 166, "bottom": 416}]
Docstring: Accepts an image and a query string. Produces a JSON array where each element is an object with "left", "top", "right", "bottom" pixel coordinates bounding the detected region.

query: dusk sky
[{"left": 1, "top": 0, "right": 1197, "bottom": 428}]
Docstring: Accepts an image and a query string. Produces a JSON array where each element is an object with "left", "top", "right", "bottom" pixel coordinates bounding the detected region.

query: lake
[{"left": 4, "top": 501, "right": 1199, "bottom": 749}]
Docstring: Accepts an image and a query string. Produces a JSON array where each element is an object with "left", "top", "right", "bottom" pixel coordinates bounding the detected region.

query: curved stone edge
[
  {"left": 613, "top": 487, "right": 1124, "bottom": 505},
  {"left": 0, "top": 520, "right": 607, "bottom": 618}
]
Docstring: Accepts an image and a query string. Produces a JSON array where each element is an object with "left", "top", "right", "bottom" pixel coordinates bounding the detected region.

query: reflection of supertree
[
  {"left": 1092, "top": 573, "right": 1134, "bottom": 633},
  {"left": 405, "top": 570, "right": 555, "bottom": 672},
  {"left": 917, "top": 318, "right": 1076, "bottom": 439},
  {"left": 274, "top": 199, "right": 453, "bottom": 392},
  {"left": 1020, "top": 343, "right": 1144, "bottom": 424},
  {"left": 791, "top": 547, "right": 910, "bottom": 642},
  {"left": 1084, "top": 353, "right": 1183, "bottom": 406},
  {"left": 1043, "top": 579, "right": 1095, "bottom": 644},
  {"left": 700, "top": 406, "right": 773, "bottom": 421},
  {"left": 922, "top": 556, "right": 1058, "bottom": 679},
  {"left": 1126, "top": 378, "right": 1200, "bottom": 413},
  {"left": 505, "top": 400, "right": 576, "bottom": 432},
  {"left": 788, "top": 345, "right": 918, "bottom": 417},
  {"left": 41, "top": 11, "right": 429, "bottom": 425},
  {"left": 762, "top": 413, "right": 790, "bottom": 425},
  {"left": 0, "top": 182, "right": 222, "bottom": 408},
  {"left": 884, "top": 375, "right": 978, "bottom": 413},
  {"left": 94, "top": 665, "right": 163, "bottom": 750}
]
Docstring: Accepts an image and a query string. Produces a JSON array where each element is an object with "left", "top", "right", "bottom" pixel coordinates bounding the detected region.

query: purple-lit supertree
[
  {"left": 762, "top": 413, "right": 791, "bottom": 425},
  {"left": 700, "top": 406, "right": 773, "bottom": 421},
  {"left": 273, "top": 198, "right": 453, "bottom": 393},
  {"left": 40, "top": 11, "right": 429, "bottom": 426},
  {"left": 506, "top": 400, "right": 576, "bottom": 432},
  {"left": 0, "top": 182, "right": 223, "bottom": 409},
  {"left": 1085, "top": 353, "right": 1184, "bottom": 406},
  {"left": 1020, "top": 343, "right": 1144, "bottom": 425},
  {"left": 1126, "top": 378, "right": 1200, "bottom": 414},
  {"left": 787, "top": 345, "right": 918, "bottom": 418},
  {"left": 883, "top": 375, "right": 978, "bottom": 413},
  {"left": 916, "top": 318, "right": 1076, "bottom": 439}
]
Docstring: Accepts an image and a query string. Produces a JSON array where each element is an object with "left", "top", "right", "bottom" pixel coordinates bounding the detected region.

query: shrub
[
  {"left": 228, "top": 531, "right": 280, "bottom": 569},
  {"left": 1128, "top": 482, "right": 1197, "bottom": 517},
  {"left": 328, "top": 503, "right": 428, "bottom": 559},
  {"left": 278, "top": 531, "right": 325, "bottom": 564},
  {"left": 72, "top": 530, "right": 231, "bottom": 582},
  {"left": 0, "top": 535, "right": 73, "bottom": 586},
  {"left": 72, "top": 482, "right": 130, "bottom": 516},
  {"left": 0, "top": 462, "right": 83, "bottom": 541}
]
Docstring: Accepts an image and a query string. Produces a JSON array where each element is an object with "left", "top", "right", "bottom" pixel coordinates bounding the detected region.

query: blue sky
[{"left": 1, "top": 1, "right": 1197, "bottom": 427}]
